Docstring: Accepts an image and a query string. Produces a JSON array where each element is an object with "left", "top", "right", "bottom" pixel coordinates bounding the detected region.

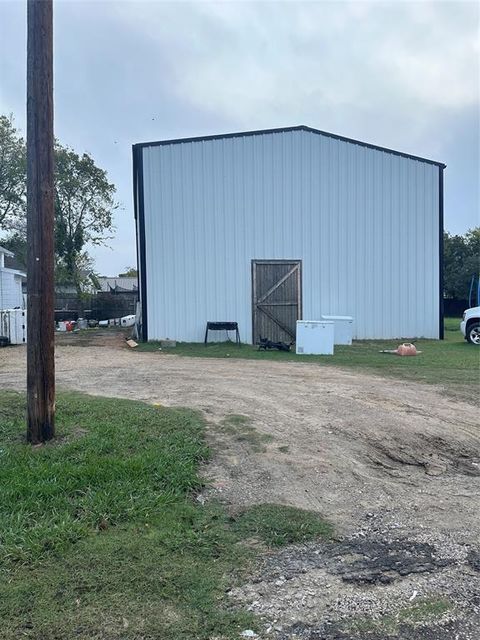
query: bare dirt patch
[
  {"left": 54, "top": 327, "right": 129, "bottom": 348},
  {"left": 1, "top": 338, "right": 479, "bottom": 638}
]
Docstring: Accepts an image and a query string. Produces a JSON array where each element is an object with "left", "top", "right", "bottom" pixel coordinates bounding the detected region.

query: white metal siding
[
  {"left": 0, "top": 271, "right": 24, "bottom": 310},
  {"left": 141, "top": 129, "right": 439, "bottom": 341}
]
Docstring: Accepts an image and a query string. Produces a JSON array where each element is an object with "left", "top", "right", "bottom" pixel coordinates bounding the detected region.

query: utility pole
[{"left": 26, "top": 0, "right": 55, "bottom": 443}]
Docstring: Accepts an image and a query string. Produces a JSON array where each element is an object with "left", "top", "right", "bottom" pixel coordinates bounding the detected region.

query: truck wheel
[{"left": 466, "top": 322, "right": 480, "bottom": 345}]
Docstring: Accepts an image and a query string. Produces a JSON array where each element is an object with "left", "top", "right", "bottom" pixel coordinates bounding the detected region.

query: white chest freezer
[
  {"left": 321, "top": 315, "right": 353, "bottom": 345},
  {"left": 296, "top": 320, "right": 334, "bottom": 355}
]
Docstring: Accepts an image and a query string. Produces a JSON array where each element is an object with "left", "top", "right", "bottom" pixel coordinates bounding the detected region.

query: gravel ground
[
  {"left": 229, "top": 513, "right": 480, "bottom": 639},
  {"left": 1, "top": 332, "right": 479, "bottom": 639}
]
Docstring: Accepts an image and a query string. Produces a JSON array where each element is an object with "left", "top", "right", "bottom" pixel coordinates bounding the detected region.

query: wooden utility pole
[{"left": 26, "top": 0, "right": 55, "bottom": 443}]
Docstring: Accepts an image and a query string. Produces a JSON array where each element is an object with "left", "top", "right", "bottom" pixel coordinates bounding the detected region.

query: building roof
[
  {"left": 97, "top": 276, "right": 138, "bottom": 292},
  {"left": 0, "top": 246, "right": 14, "bottom": 257},
  {"left": 2, "top": 267, "right": 26, "bottom": 278},
  {"left": 0, "top": 246, "right": 26, "bottom": 278},
  {"left": 55, "top": 284, "right": 77, "bottom": 294},
  {"left": 133, "top": 124, "right": 446, "bottom": 169}
]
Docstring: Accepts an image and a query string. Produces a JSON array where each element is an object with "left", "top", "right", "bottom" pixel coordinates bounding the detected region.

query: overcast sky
[{"left": 1, "top": 0, "right": 479, "bottom": 276}]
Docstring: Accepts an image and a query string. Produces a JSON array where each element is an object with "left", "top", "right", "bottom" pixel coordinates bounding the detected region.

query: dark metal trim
[
  {"left": 133, "top": 145, "right": 148, "bottom": 342},
  {"left": 133, "top": 125, "right": 446, "bottom": 168},
  {"left": 250, "top": 259, "right": 303, "bottom": 264},
  {"left": 298, "top": 259, "right": 303, "bottom": 322},
  {"left": 251, "top": 260, "right": 256, "bottom": 345},
  {"left": 439, "top": 166, "right": 445, "bottom": 340}
]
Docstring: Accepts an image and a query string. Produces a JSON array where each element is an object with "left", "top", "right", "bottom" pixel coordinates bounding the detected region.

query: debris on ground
[
  {"left": 380, "top": 343, "right": 422, "bottom": 356},
  {"left": 228, "top": 512, "right": 480, "bottom": 639},
  {"left": 258, "top": 337, "right": 293, "bottom": 352}
]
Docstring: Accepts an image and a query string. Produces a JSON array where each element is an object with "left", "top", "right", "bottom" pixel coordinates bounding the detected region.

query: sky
[{"left": 1, "top": 0, "right": 479, "bottom": 276}]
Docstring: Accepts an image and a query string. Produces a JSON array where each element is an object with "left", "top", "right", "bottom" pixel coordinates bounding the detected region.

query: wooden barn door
[{"left": 252, "top": 260, "right": 302, "bottom": 344}]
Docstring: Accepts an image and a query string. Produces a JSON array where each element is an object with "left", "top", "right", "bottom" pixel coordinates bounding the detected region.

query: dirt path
[{"left": 1, "top": 337, "right": 479, "bottom": 638}]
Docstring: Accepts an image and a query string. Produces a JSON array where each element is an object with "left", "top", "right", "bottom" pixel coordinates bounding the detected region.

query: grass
[
  {"left": 0, "top": 392, "right": 332, "bottom": 639},
  {"left": 231, "top": 503, "right": 333, "bottom": 547},
  {"left": 137, "top": 318, "right": 479, "bottom": 398},
  {"left": 0, "top": 393, "right": 208, "bottom": 567},
  {"left": 219, "top": 414, "right": 274, "bottom": 452}
]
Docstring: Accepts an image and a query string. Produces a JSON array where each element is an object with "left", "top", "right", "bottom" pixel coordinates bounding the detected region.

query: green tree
[
  {"left": 118, "top": 266, "right": 138, "bottom": 277},
  {"left": 54, "top": 144, "right": 118, "bottom": 293},
  {"left": 0, "top": 115, "right": 26, "bottom": 232},
  {"left": 55, "top": 249, "right": 98, "bottom": 295},
  {"left": 444, "top": 228, "right": 480, "bottom": 300},
  {"left": 1, "top": 114, "right": 118, "bottom": 292},
  {"left": 0, "top": 233, "right": 27, "bottom": 270}
]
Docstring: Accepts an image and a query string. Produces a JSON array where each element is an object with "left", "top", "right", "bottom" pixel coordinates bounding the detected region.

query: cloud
[
  {"left": 114, "top": 1, "right": 479, "bottom": 118},
  {"left": 0, "top": 0, "right": 478, "bottom": 273}
]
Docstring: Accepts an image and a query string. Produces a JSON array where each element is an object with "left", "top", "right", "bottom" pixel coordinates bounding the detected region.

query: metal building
[{"left": 133, "top": 125, "right": 445, "bottom": 343}]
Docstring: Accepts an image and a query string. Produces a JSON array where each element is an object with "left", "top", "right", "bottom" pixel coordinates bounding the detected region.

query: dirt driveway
[{"left": 1, "top": 334, "right": 479, "bottom": 639}]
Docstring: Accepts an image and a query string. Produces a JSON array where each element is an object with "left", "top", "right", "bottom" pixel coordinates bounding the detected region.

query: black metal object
[
  {"left": 439, "top": 165, "right": 445, "bottom": 340},
  {"left": 204, "top": 321, "right": 241, "bottom": 345},
  {"left": 132, "top": 144, "right": 148, "bottom": 342},
  {"left": 258, "top": 337, "right": 293, "bottom": 352}
]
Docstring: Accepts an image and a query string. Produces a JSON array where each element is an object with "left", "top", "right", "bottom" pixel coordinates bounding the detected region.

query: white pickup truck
[{"left": 460, "top": 306, "right": 480, "bottom": 344}]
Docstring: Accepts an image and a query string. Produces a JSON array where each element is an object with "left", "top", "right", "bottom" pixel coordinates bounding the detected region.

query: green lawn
[
  {"left": 137, "top": 318, "right": 479, "bottom": 399},
  {"left": 0, "top": 392, "right": 331, "bottom": 639}
]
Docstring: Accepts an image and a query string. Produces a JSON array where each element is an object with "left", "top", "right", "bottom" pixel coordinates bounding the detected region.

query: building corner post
[
  {"left": 439, "top": 166, "right": 444, "bottom": 340},
  {"left": 133, "top": 145, "right": 148, "bottom": 342}
]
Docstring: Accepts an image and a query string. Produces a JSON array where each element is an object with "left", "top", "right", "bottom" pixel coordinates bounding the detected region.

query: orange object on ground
[{"left": 396, "top": 343, "right": 417, "bottom": 356}]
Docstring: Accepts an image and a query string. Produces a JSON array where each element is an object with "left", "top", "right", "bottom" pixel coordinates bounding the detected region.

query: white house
[
  {"left": 0, "top": 246, "right": 26, "bottom": 310},
  {"left": 133, "top": 125, "right": 445, "bottom": 343}
]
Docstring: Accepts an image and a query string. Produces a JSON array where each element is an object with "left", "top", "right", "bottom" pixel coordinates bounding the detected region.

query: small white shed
[{"left": 0, "top": 246, "right": 26, "bottom": 310}]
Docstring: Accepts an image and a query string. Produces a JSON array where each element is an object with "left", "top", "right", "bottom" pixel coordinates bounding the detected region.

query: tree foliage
[
  {"left": 0, "top": 113, "right": 118, "bottom": 293},
  {"left": 0, "top": 115, "right": 26, "bottom": 232},
  {"left": 443, "top": 228, "right": 480, "bottom": 300},
  {"left": 54, "top": 144, "right": 117, "bottom": 293},
  {"left": 0, "top": 233, "right": 27, "bottom": 270},
  {"left": 118, "top": 266, "right": 138, "bottom": 278}
]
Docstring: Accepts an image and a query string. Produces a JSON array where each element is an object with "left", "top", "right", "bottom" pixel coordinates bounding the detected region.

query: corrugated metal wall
[
  {"left": 139, "top": 129, "right": 440, "bottom": 341},
  {"left": 0, "top": 271, "right": 24, "bottom": 310}
]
